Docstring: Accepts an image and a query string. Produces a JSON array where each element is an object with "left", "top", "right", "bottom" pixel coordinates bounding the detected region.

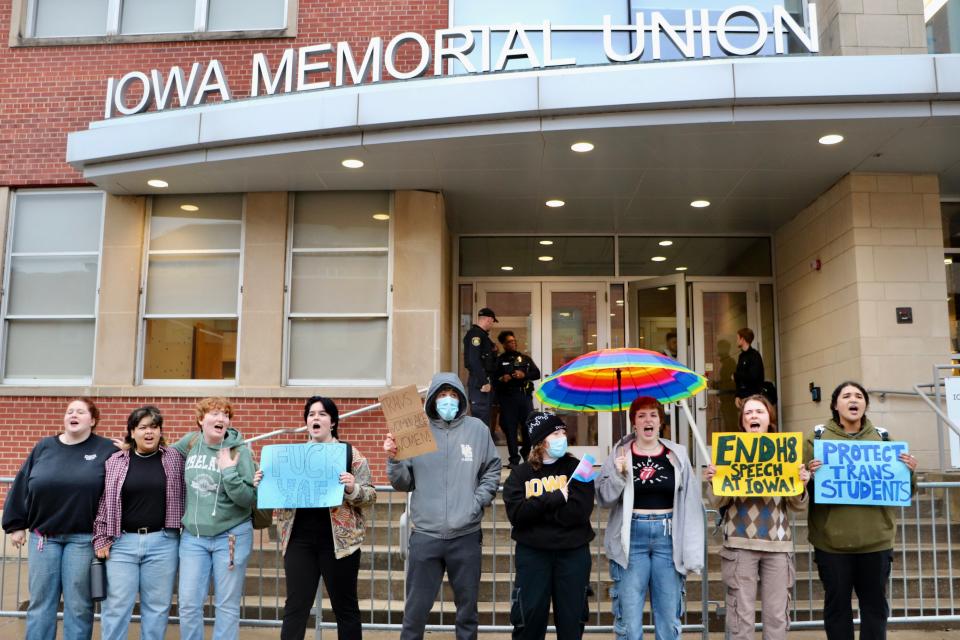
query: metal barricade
[{"left": 1, "top": 479, "right": 958, "bottom": 635}]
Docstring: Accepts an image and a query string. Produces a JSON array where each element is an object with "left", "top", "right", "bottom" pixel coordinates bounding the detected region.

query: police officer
[
  {"left": 494, "top": 331, "right": 540, "bottom": 466},
  {"left": 463, "top": 307, "right": 498, "bottom": 428}
]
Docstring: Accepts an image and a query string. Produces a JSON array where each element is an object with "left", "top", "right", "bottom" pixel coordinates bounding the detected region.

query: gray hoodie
[{"left": 387, "top": 372, "right": 502, "bottom": 539}]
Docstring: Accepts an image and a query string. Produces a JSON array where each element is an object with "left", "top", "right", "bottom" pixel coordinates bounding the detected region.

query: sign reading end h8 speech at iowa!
[
  {"left": 712, "top": 432, "right": 803, "bottom": 497},
  {"left": 379, "top": 385, "right": 437, "bottom": 460},
  {"left": 813, "top": 440, "right": 912, "bottom": 507}
]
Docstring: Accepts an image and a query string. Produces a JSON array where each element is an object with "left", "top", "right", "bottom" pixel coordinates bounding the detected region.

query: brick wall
[
  {"left": 0, "top": 396, "right": 394, "bottom": 501},
  {"left": 0, "top": 0, "right": 448, "bottom": 186}
]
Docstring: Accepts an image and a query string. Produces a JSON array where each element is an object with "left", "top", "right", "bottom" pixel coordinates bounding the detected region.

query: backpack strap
[
  {"left": 345, "top": 441, "right": 354, "bottom": 471},
  {"left": 814, "top": 425, "right": 825, "bottom": 439},
  {"left": 875, "top": 427, "right": 890, "bottom": 441}
]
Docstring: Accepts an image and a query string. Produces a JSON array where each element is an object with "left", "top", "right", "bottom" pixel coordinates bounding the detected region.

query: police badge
[{"left": 471, "top": 337, "right": 481, "bottom": 346}]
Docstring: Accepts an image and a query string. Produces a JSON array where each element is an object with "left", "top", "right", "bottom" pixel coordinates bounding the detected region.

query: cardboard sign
[
  {"left": 813, "top": 440, "right": 912, "bottom": 507},
  {"left": 379, "top": 385, "right": 436, "bottom": 460},
  {"left": 257, "top": 442, "right": 347, "bottom": 509},
  {"left": 712, "top": 432, "right": 804, "bottom": 497}
]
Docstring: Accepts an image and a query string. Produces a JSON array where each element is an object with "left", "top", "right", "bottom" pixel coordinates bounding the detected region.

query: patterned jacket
[
  {"left": 277, "top": 442, "right": 376, "bottom": 559},
  {"left": 93, "top": 446, "right": 185, "bottom": 551}
]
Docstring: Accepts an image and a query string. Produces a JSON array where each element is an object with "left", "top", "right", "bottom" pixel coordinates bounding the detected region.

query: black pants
[
  {"left": 281, "top": 539, "right": 362, "bottom": 640},
  {"left": 498, "top": 392, "right": 533, "bottom": 464},
  {"left": 401, "top": 530, "right": 482, "bottom": 640},
  {"left": 511, "top": 543, "right": 592, "bottom": 640},
  {"left": 468, "top": 382, "right": 492, "bottom": 429},
  {"left": 814, "top": 548, "right": 893, "bottom": 640}
]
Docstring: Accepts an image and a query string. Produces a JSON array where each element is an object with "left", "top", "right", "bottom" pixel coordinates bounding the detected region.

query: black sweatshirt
[
  {"left": 2, "top": 434, "right": 116, "bottom": 535},
  {"left": 502, "top": 454, "right": 595, "bottom": 550}
]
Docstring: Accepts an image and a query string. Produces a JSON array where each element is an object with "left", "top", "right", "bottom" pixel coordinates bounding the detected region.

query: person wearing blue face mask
[{"left": 501, "top": 412, "right": 596, "bottom": 640}]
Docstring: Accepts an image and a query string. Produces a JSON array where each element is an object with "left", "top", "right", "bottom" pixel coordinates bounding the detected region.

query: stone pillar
[
  {"left": 93, "top": 194, "right": 146, "bottom": 386},
  {"left": 817, "top": 0, "right": 928, "bottom": 55},
  {"left": 391, "top": 191, "right": 449, "bottom": 389},
  {"left": 238, "top": 192, "right": 287, "bottom": 387},
  {"left": 775, "top": 173, "right": 949, "bottom": 469}
]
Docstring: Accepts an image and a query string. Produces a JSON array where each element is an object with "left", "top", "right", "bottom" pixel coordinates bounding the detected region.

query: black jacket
[
  {"left": 502, "top": 454, "right": 595, "bottom": 550},
  {"left": 463, "top": 324, "right": 496, "bottom": 387},
  {"left": 734, "top": 346, "right": 765, "bottom": 399},
  {"left": 494, "top": 350, "right": 541, "bottom": 396}
]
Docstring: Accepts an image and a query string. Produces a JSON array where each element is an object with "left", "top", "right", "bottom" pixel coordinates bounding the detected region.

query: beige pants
[{"left": 719, "top": 547, "right": 795, "bottom": 640}]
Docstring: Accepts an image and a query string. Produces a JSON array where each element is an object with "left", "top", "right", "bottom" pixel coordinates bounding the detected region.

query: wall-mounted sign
[{"left": 104, "top": 4, "right": 819, "bottom": 119}]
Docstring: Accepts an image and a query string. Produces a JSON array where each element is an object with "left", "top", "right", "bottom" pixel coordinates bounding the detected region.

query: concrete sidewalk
[{"left": 0, "top": 618, "right": 955, "bottom": 639}]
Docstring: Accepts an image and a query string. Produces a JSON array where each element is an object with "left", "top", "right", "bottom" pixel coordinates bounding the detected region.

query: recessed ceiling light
[
  {"left": 570, "top": 142, "right": 594, "bottom": 153},
  {"left": 180, "top": 204, "right": 199, "bottom": 212},
  {"left": 372, "top": 213, "right": 390, "bottom": 221},
  {"left": 559, "top": 312, "right": 571, "bottom": 318},
  {"left": 545, "top": 199, "right": 565, "bottom": 208},
  {"left": 539, "top": 240, "right": 554, "bottom": 246},
  {"left": 586, "top": 341, "right": 595, "bottom": 346},
  {"left": 147, "top": 179, "right": 168, "bottom": 188},
  {"left": 651, "top": 256, "right": 667, "bottom": 262},
  {"left": 500, "top": 265, "right": 514, "bottom": 271},
  {"left": 658, "top": 240, "right": 673, "bottom": 247},
  {"left": 675, "top": 266, "right": 688, "bottom": 271},
  {"left": 591, "top": 333, "right": 597, "bottom": 337},
  {"left": 690, "top": 200, "right": 710, "bottom": 208},
  {"left": 538, "top": 256, "right": 554, "bottom": 262},
  {"left": 946, "top": 258, "right": 954, "bottom": 265},
  {"left": 341, "top": 159, "right": 364, "bottom": 169},
  {"left": 616, "top": 299, "right": 624, "bottom": 306},
  {"left": 610, "top": 313, "right": 616, "bottom": 317},
  {"left": 819, "top": 134, "right": 844, "bottom": 145},
  {"left": 657, "top": 286, "right": 669, "bottom": 291}
]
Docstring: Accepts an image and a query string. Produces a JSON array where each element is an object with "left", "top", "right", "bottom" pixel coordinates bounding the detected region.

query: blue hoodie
[{"left": 387, "top": 372, "right": 502, "bottom": 539}]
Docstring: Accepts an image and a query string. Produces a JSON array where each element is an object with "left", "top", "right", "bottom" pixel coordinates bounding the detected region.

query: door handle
[{"left": 697, "top": 406, "right": 706, "bottom": 411}]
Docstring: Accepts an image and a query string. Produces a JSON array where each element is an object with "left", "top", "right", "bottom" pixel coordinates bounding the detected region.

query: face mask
[
  {"left": 436, "top": 396, "right": 459, "bottom": 421},
  {"left": 546, "top": 435, "right": 568, "bottom": 458}
]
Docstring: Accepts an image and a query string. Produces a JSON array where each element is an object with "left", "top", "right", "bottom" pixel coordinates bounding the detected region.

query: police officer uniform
[
  {"left": 494, "top": 349, "right": 540, "bottom": 465},
  {"left": 463, "top": 308, "right": 498, "bottom": 427}
]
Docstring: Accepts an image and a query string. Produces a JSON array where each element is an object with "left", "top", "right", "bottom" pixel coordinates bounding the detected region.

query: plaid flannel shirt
[{"left": 93, "top": 446, "right": 185, "bottom": 550}]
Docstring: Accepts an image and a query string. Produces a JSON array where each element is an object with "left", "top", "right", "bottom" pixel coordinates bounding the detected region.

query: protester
[
  {"left": 596, "top": 396, "right": 703, "bottom": 640},
  {"left": 2, "top": 397, "right": 117, "bottom": 640},
  {"left": 384, "top": 372, "right": 501, "bottom": 640},
  {"left": 171, "top": 397, "right": 257, "bottom": 640},
  {"left": 804, "top": 381, "right": 918, "bottom": 640},
  {"left": 266, "top": 396, "right": 376, "bottom": 640},
  {"left": 94, "top": 405, "right": 185, "bottom": 640},
  {"left": 704, "top": 395, "right": 809, "bottom": 640},
  {"left": 502, "top": 412, "right": 595, "bottom": 640}
]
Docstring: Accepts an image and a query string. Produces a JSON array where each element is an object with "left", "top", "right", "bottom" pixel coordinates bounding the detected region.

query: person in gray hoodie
[{"left": 384, "top": 372, "right": 501, "bottom": 640}]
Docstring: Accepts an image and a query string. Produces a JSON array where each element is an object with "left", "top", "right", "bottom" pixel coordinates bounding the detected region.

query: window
[
  {"left": 285, "top": 192, "right": 391, "bottom": 386},
  {"left": 24, "top": 0, "right": 288, "bottom": 39},
  {"left": 927, "top": 0, "right": 960, "bottom": 53},
  {"left": 459, "top": 236, "right": 615, "bottom": 276},
  {"left": 140, "top": 195, "right": 243, "bottom": 382},
  {"left": 1, "top": 190, "right": 104, "bottom": 383}
]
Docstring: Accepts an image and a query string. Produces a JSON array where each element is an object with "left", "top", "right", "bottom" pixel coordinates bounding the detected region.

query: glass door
[
  {"left": 540, "top": 282, "right": 612, "bottom": 460},
  {"left": 691, "top": 281, "right": 760, "bottom": 465}
]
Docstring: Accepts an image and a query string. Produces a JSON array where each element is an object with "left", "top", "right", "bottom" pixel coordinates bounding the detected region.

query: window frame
[
  {"left": 136, "top": 195, "right": 245, "bottom": 386},
  {"left": 14, "top": 0, "right": 297, "bottom": 46},
  {"left": 0, "top": 188, "right": 105, "bottom": 385},
  {"left": 282, "top": 192, "right": 394, "bottom": 387}
]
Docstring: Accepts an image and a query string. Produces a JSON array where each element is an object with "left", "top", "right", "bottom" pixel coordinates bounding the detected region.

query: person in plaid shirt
[{"left": 94, "top": 406, "right": 185, "bottom": 640}]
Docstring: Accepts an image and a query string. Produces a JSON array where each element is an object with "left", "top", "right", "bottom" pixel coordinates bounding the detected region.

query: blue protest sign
[
  {"left": 813, "top": 440, "right": 911, "bottom": 507},
  {"left": 257, "top": 442, "right": 347, "bottom": 509}
]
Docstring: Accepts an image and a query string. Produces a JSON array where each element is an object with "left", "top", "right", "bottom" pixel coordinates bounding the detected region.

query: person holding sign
[
  {"left": 804, "top": 381, "right": 919, "bottom": 640},
  {"left": 384, "top": 372, "right": 501, "bottom": 640},
  {"left": 501, "top": 412, "right": 595, "bottom": 640},
  {"left": 704, "top": 395, "right": 810, "bottom": 640},
  {"left": 262, "top": 396, "right": 377, "bottom": 640},
  {"left": 596, "top": 396, "right": 704, "bottom": 640}
]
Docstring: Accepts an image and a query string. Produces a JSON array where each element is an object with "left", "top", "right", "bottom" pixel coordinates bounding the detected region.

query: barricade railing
[{"left": 1, "top": 480, "right": 958, "bottom": 636}]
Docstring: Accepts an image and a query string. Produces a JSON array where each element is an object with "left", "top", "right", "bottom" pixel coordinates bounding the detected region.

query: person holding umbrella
[{"left": 597, "top": 396, "right": 704, "bottom": 640}]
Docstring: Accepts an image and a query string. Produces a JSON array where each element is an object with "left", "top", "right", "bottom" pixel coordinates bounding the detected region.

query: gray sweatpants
[{"left": 401, "top": 530, "right": 482, "bottom": 640}]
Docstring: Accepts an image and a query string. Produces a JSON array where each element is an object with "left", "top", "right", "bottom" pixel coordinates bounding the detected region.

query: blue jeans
[
  {"left": 178, "top": 520, "right": 253, "bottom": 640},
  {"left": 26, "top": 531, "right": 94, "bottom": 640},
  {"left": 609, "top": 514, "right": 685, "bottom": 640},
  {"left": 100, "top": 529, "right": 180, "bottom": 640}
]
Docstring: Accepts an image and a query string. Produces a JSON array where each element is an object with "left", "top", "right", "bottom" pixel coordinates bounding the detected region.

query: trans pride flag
[{"left": 567, "top": 454, "right": 598, "bottom": 485}]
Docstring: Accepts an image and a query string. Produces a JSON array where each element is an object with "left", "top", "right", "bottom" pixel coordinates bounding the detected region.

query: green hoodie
[
  {"left": 172, "top": 428, "right": 257, "bottom": 537},
  {"left": 803, "top": 418, "right": 916, "bottom": 554}
]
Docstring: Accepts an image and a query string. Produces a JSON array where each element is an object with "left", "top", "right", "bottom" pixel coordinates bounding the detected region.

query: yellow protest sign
[{"left": 711, "top": 432, "right": 803, "bottom": 497}]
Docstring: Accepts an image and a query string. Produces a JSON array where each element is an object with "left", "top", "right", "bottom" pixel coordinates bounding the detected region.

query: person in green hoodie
[
  {"left": 804, "top": 381, "right": 919, "bottom": 640},
  {"left": 171, "top": 396, "right": 257, "bottom": 640}
]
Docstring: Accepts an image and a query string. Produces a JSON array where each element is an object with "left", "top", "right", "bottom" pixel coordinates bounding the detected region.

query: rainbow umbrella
[{"left": 535, "top": 347, "right": 706, "bottom": 414}]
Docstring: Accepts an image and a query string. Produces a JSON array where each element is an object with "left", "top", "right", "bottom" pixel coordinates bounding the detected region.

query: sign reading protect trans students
[
  {"left": 712, "top": 432, "right": 804, "bottom": 497},
  {"left": 813, "top": 440, "right": 912, "bottom": 507}
]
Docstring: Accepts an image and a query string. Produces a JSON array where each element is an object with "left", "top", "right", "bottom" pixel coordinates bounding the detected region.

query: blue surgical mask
[
  {"left": 546, "top": 435, "right": 568, "bottom": 458},
  {"left": 436, "top": 396, "right": 459, "bottom": 421}
]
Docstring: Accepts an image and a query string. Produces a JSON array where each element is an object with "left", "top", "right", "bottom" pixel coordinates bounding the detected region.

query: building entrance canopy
[{"left": 67, "top": 54, "right": 960, "bottom": 233}]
